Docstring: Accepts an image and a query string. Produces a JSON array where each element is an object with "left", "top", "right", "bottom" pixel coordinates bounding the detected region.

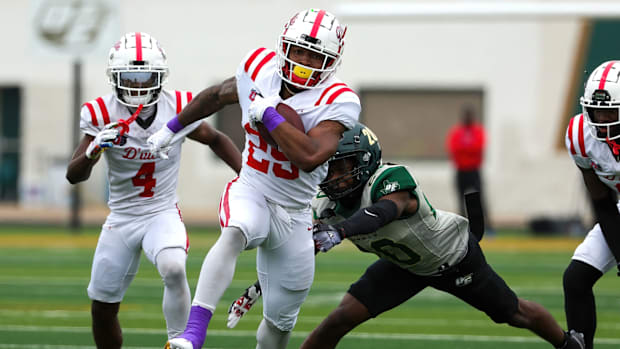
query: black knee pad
[{"left": 563, "top": 260, "right": 602, "bottom": 294}]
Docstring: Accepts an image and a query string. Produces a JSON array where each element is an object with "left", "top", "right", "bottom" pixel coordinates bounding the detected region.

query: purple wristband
[
  {"left": 263, "top": 107, "right": 285, "bottom": 132},
  {"left": 166, "top": 115, "right": 184, "bottom": 133}
]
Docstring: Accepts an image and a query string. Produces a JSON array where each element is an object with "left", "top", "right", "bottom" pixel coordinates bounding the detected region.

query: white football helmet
[
  {"left": 106, "top": 32, "right": 169, "bottom": 107},
  {"left": 581, "top": 60, "right": 620, "bottom": 141},
  {"left": 277, "top": 9, "right": 347, "bottom": 89}
]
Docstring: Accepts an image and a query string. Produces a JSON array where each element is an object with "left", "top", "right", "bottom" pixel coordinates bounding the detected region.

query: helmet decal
[{"left": 320, "top": 123, "right": 382, "bottom": 201}]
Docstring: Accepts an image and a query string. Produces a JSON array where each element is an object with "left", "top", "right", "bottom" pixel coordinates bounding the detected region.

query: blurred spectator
[{"left": 446, "top": 106, "right": 493, "bottom": 235}]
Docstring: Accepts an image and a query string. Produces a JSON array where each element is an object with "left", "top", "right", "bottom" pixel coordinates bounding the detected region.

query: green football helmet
[{"left": 320, "top": 123, "right": 382, "bottom": 200}]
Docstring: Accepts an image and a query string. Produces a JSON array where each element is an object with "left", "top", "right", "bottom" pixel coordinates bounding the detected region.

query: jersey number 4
[{"left": 132, "top": 162, "right": 156, "bottom": 197}]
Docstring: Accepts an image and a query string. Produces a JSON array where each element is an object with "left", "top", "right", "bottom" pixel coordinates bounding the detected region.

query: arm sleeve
[{"left": 333, "top": 199, "right": 399, "bottom": 238}]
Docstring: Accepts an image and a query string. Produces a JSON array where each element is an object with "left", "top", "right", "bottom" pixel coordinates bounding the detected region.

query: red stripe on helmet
[
  {"left": 310, "top": 10, "right": 326, "bottom": 38},
  {"left": 135, "top": 32, "right": 143, "bottom": 61},
  {"left": 85, "top": 102, "right": 98, "bottom": 126},
  {"left": 326, "top": 87, "right": 355, "bottom": 105},
  {"left": 568, "top": 115, "right": 576, "bottom": 155},
  {"left": 598, "top": 61, "right": 615, "bottom": 90},
  {"left": 245, "top": 48, "right": 266, "bottom": 73},
  {"left": 187, "top": 91, "right": 193, "bottom": 103},
  {"left": 578, "top": 114, "right": 586, "bottom": 157},
  {"left": 175, "top": 91, "right": 182, "bottom": 114},
  {"left": 95, "top": 97, "right": 110, "bottom": 124},
  {"left": 315, "top": 83, "right": 346, "bottom": 106},
  {"left": 251, "top": 52, "right": 275, "bottom": 81}
]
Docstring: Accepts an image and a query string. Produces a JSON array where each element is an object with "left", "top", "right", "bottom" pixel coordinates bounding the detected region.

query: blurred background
[{"left": 4, "top": 0, "right": 620, "bottom": 232}]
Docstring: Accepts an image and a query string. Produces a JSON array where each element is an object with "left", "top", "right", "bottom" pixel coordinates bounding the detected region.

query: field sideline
[{"left": 1, "top": 226, "right": 619, "bottom": 348}]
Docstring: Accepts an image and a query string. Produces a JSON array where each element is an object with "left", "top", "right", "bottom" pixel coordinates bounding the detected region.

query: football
[{"left": 257, "top": 103, "right": 305, "bottom": 147}]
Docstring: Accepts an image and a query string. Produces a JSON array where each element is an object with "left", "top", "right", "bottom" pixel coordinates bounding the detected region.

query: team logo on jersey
[
  {"left": 455, "top": 273, "right": 473, "bottom": 287},
  {"left": 379, "top": 180, "right": 400, "bottom": 195},
  {"left": 249, "top": 89, "right": 259, "bottom": 101}
]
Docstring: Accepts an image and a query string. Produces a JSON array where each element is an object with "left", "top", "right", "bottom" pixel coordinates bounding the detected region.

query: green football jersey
[{"left": 312, "top": 164, "right": 469, "bottom": 276}]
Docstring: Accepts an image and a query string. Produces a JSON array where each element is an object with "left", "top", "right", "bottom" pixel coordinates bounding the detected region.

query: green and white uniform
[{"left": 312, "top": 164, "right": 470, "bottom": 276}]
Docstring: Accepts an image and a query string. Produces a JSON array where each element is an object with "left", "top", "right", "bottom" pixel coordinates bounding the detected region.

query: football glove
[
  {"left": 227, "top": 281, "right": 262, "bottom": 328},
  {"left": 248, "top": 94, "right": 282, "bottom": 129},
  {"left": 146, "top": 125, "right": 174, "bottom": 159},
  {"left": 313, "top": 223, "right": 343, "bottom": 253},
  {"left": 85, "top": 124, "right": 120, "bottom": 159}
]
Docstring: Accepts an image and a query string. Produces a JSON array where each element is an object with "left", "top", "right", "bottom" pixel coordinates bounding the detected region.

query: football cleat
[
  {"left": 227, "top": 281, "right": 262, "bottom": 328},
  {"left": 165, "top": 338, "right": 193, "bottom": 349},
  {"left": 560, "top": 330, "right": 585, "bottom": 349}
]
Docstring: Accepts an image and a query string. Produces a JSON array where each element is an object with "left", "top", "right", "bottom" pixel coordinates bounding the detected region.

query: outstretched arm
[
  {"left": 147, "top": 77, "right": 239, "bottom": 158},
  {"left": 313, "top": 191, "right": 417, "bottom": 252},
  {"left": 187, "top": 122, "right": 242, "bottom": 174},
  {"left": 176, "top": 77, "right": 239, "bottom": 127}
]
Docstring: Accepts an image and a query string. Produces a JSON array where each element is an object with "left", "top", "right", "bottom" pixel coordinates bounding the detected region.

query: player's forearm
[
  {"left": 271, "top": 123, "right": 326, "bottom": 172},
  {"left": 209, "top": 133, "right": 242, "bottom": 174},
  {"left": 177, "top": 77, "right": 238, "bottom": 127},
  {"left": 66, "top": 155, "right": 97, "bottom": 184},
  {"left": 334, "top": 200, "right": 399, "bottom": 238}
]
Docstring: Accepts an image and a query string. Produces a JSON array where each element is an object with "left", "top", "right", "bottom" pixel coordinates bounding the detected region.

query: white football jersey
[
  {"left": 566, "top": 113, "right": 620, "bottom": 193},
  {"left": 80, "top": 90, "right": 200, "bottom": 215},
  {"left": 235, "top": 47, "right": 360, "bottom": 208}
]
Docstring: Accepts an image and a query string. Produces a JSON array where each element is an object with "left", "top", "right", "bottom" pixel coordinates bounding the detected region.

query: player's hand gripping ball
[{"left": 256, "top": 103, "right": 305, "bottom": 147}]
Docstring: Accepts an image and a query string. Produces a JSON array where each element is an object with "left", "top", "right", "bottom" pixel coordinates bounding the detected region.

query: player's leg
[
  {"left": 169, "top": 180, "right": 270, "bottom": 349},
  {"left": 156, "top": 248, "right": 190, "bottom": 338},
  {"left": 142, "top": 208, "right": 191, "bottom": 339},
  {"left": 563, "top": 223, "right": 614, "bottom": 349},
  {"left": 91, "top": 300, "right": 122, "bottom": 349},
  {"left": 87, "top": 215, "right": 142, "bottom": 349},
  {"left": 256, "top": 205, "right": 315, "bottom": 349},
  {"left": 301, "top": 259, "right": 427, "bottom": 349},
  {"left": 434, "top": 234, "right": 579, "bottom": 348},
  {"left": 256, "top": 318, "right": 291, "bottom": 349}
]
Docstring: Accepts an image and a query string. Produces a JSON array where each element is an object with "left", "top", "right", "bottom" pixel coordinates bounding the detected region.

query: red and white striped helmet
[
  {"left": 581, "top": 61, "right": 620, "bottom": 141},
  {"left": 106, "top": 32, "right": 169, "bottom": 107},
  {"left": 277, "top": 9, "right": 347, "bottom": 89}
]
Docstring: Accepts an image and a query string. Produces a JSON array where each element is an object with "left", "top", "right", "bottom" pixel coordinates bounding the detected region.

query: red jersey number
[
  {"left": 132, "top": 162, "right": 156, "bottom": 197},
  {"left": 244, "top": 123, "right": 299, "bottom": 180}
]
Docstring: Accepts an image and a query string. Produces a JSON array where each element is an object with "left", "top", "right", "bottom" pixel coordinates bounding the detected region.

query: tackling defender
[
  {"left": 146, "top": 9, "right": 359, "bottom": 349},
  {"left": 305, "top": 123, "right": 584, "bottom": 349},
  {"left": 563, "top": 60, "right": 620, "bottom": 349},
  {"left": 65, "top": 32, "right": 241, "bottom": 349}
]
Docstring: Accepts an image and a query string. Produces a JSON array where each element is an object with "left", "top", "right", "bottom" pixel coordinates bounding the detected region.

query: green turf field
[{"left": 1, "top": 226, "right": 619, "bottom": 348}]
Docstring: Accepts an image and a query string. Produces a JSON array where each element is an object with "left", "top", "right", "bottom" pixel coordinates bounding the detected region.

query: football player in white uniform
[
  {"left": 563, "top": 60, "right": 620, "bottom": 349},
  {"left": 65, "top": 32, "right": 241, "bottom": 349},
  {"left": 147, "top": 8, "right": 359, "bottom": 349}
]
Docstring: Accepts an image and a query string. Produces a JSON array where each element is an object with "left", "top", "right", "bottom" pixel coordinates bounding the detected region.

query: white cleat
[{"left": 165, "top": 338, "right": 194, "bottom": 349}]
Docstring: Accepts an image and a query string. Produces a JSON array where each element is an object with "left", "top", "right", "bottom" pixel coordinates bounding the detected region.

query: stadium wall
[{"left": 1, "top": 0, "right": 614, "bottom": 226}]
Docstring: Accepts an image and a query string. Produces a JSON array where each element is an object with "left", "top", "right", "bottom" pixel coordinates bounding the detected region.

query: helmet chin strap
[{"left": 605, "top": 137, "right": 620, "bottom": 156}]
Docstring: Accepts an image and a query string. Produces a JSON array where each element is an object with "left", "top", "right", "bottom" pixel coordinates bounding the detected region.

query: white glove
[
  {"left": 227, "top": 281, "right": 262, "bottom": 328},
  {"left": 248, "top": 94, "right": 282, "bottom": 128},
  {"left": 147, "top": 125, "right": 174, "bottom": 159},
  {"left": 312, "top": 223, "right": 343, "bottom": 253},
  {"left": 85, "top": 124, "right": 120, "bottom": 159}
]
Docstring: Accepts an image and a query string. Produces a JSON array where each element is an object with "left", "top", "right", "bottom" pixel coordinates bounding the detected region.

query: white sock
[
  {"left": 256, "top": 318, "right": 291, "bottom": 349},
  {"left": 192, "top": 227, "right": 246, "bottom": 311},
  {"left": 156, "top": 247, "right": 191, "bottom": 339}
]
